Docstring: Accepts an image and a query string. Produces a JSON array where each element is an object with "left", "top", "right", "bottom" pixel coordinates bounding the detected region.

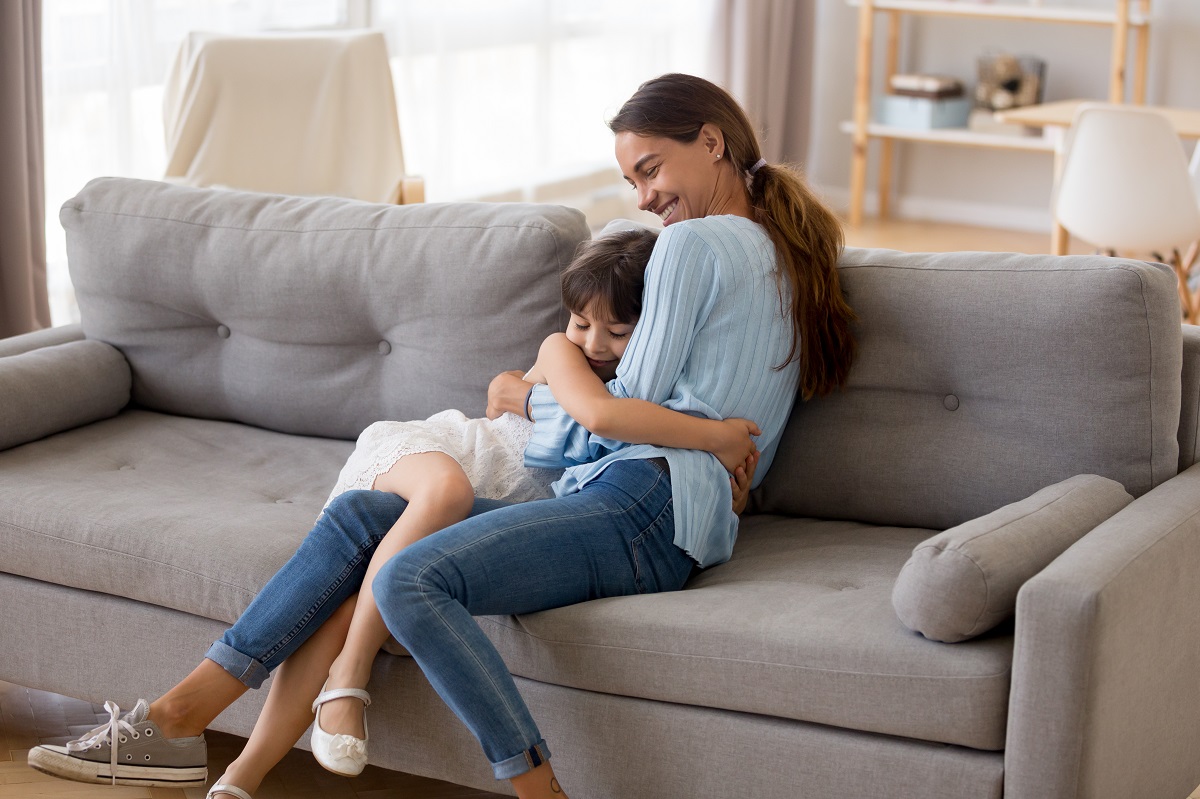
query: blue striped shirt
[{"left": 524, "top": 214, "right": 801, "bottom": 568}]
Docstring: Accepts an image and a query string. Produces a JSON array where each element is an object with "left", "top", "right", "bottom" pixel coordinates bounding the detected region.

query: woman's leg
[
  {"left": 215, "top": 596, "right": 359, "bottom": 796},
  {"left": 318, "top": 452, "right": 475, "bottom": 739},
  {"left": 372, "top": 460, "right": 693, "bottom": 799}
]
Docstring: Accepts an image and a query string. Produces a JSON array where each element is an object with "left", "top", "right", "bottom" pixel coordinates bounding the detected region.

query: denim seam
[
  {"left": 414, "top": 571, "right": 534, "bottom": 758},
  {"left": 257, "top": 537, "right": 375, "bottom": 666},
  {"left": 630, "top": 496, "right": 677, "bottom": 595}
]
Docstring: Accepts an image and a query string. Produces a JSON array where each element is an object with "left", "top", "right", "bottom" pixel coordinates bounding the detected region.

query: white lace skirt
[{"left": 322, "top": 410, "right": 563, "bottom": 512}]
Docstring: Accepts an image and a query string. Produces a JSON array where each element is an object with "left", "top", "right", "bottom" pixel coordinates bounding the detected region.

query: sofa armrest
[
  {"left": 0, "top": 339, "right": 131, "bottom": 451},
  {"left": 1004, "top": 465, "right": 1200, "bottom": 799},
  {"left": 0, "top": 323, "right": 83, "bottom": 357}
]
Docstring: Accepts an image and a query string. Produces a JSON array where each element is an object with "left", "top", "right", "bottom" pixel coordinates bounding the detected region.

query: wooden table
[
  {"left": 996, "top": 100, "right": 1200, "bottom": 254},
  {"left": 998, "top": 100, "right": 1200, "bottom": 137}
]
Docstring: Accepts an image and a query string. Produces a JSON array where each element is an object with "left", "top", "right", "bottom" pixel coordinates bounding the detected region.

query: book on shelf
[{"left": 888, "top": 73, "right": 965, "bottom": 99}]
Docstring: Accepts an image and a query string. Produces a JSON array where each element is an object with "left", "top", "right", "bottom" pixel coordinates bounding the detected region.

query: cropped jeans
[{"left": 205, "top": 458, "right": 694, "bottom": 780}]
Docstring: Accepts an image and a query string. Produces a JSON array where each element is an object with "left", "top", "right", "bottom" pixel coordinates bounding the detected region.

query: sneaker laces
[{"left": 66, "top": 700, "right": 140, "bottom": 785}]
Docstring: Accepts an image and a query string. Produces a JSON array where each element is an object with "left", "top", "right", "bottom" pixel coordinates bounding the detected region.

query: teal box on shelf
[{"left": 873, "top": 95, "right": 972, "bottom": 130}]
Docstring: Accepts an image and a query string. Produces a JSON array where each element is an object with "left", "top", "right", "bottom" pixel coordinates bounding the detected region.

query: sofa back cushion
[
  {"left": 61, "top": 177, "right": 589, "bottom": 440},
  {"left": 755, "top": 247, "right": 1182, "bottom": 530}
]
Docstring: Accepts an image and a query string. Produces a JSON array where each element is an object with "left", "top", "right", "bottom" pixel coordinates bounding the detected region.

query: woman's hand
[
  {"left": 711, "top": 418, "right": 761, "bottom": 473},
  {"left": 486, "top": 370, "right": 533, "bottom": 420},
  {"left": 731, "top": 449, "right": 761, "bottom": 516}
]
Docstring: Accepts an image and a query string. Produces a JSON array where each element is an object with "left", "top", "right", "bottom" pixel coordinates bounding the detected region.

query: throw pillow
[
  {"left": 892, "top": 474, "right": 1132, "bottom": 643},
  {"left": 0, "top": 340, "right": 131, "bottom": 451}
]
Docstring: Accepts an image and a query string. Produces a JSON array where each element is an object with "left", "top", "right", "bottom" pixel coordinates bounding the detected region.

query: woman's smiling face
[{"left": 615, "top": 127, "right": 723, "bottom": 227}]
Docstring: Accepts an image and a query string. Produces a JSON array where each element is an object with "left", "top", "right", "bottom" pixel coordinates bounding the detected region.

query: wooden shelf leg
[
  {"left": 1110, "top": 0, "right": 1130, "bottom": 103},
  {"left": 878, "top": 139, "right": 894, "bottom": 220},
  {"left": 1133, "top": 0, "right": 1150, "bottom": 105},
  {"left": 1052, "top": 223, "right": 1069, "bottom": 256},
  {"left": 849, "top": 0, "right": 876, "bottom": 227},
  {"left": 877, "top": 10, "right": 900, "bottom": 220}
]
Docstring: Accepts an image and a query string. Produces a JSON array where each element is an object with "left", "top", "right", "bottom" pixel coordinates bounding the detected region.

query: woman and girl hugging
[{"left": 29, "top": 72, "right": 857, "bottom": 799}]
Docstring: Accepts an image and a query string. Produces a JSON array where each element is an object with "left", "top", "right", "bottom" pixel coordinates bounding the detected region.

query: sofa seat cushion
[
  {"left": 0, "top": 410, "right": 351, "bottom": 624},
  {"left": 0, "top": 412, "right": 1012, "bottom": 750},
  {"left": 479, "top": 514, "right": 1014, "bottom": 751}
]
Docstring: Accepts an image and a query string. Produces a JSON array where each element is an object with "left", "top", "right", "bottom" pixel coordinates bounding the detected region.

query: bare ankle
[
  {"left": 147, "top": 698, "right": 203, "bottom": 739},
  {"left": 511, "top": 762, "right": 567, "bottom": 799},
  {"left": 217, "top": 760, "right": 263, "bottom": 796},
  {"left": 327, "top": 654, "right": 372, "bottom": 689}
]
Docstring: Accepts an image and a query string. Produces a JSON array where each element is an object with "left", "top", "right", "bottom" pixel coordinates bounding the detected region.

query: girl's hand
[
  {"left": 486, "top": 370, "right": 531, "bottom": 420},
  {"left": 711, "top": 418, "right": 761, "bottom": 473},
  {"left": 731, "top": 449, "right": 761, "bottom": 515}
]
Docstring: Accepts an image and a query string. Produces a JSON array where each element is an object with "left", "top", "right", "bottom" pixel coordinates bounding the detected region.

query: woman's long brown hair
[{"left": 608, "top": 73, "right": 856, "bottom": 399}]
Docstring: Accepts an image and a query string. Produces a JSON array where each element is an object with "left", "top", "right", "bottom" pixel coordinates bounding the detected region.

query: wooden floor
[
  {"left": 842, "top": 215, "right": 1095, "bottom": 255},
  {"left": 0, "top": 681, "right": 504, "bottom": 798}
]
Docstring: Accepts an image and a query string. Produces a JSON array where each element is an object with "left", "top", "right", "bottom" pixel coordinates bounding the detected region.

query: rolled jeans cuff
[
  {"left": 492, "top": 740, "right": 551, "bottom": 780},
  {"left": 205, "top": 641, "right": 270, "bottom": 689}
]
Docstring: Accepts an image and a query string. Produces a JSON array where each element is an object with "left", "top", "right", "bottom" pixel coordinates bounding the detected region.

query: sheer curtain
[
  {"left": 41, "top": 0, "right": 715, "bottom": 327},
  {"left": 41, "top": 0, "right": 345, "bottom": 325},
  {"left": 372, "top": 1, "right": 716, "bottom": 203},
  {"left": 711, "top": 0, "right": 817, "bottom": 166}
]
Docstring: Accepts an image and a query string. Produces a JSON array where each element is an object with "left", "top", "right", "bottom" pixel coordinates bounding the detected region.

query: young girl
[{"left": 305, "top": 227, "right": 759, "bottom": 780}]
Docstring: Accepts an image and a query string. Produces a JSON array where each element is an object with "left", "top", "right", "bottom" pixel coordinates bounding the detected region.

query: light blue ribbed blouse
[{"left": 524, "top": 214, "right": 801, "bottom": 568}]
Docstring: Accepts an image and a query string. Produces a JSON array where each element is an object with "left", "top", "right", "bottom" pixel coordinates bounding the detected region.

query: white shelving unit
[{"left": 845, "top": 0, "right": 1152, "bottom": 225}]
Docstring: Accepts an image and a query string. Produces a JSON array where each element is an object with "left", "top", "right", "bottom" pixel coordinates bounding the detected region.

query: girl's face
[
  {"left": 615, "top": 125, "right": 726, "bottom": 227},
  {"left": 566, "top": 301, "right": 637, "bottom": 382}
]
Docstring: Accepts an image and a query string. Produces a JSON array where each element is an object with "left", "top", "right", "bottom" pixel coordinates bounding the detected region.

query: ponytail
[{"left": 750, "top": 163, "right": 856, "bottom": 399}]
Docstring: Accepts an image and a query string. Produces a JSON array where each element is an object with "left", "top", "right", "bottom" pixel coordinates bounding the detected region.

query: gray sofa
[{"left": 3, "top": 176, "right": 1200, "bottom": 799}]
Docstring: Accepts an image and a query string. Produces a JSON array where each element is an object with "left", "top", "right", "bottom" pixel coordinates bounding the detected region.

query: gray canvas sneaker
[{"left": 27, "top": 698, "right": 207, "bottom": 787}]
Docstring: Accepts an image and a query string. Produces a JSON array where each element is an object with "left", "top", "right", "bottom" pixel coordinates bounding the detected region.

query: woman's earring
[{"left": 715, "top": 153, "right": 722, "bottom": 161}]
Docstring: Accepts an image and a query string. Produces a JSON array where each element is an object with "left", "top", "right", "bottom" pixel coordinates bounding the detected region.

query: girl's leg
[
  {"left": 216, "top": 596, "right": 359, "bottom": 796},
  {"left": 318, "top": 452, "right": 475, "bottom": 738},
  {"left": 372, "top": 459, "right": 694, "bottom": 799},
  {"left": 145, "top": 489, "right": 412, "bottom": 738}
]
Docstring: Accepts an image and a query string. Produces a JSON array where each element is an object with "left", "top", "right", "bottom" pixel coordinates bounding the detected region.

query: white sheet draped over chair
[{"left": 163, "top": 30, "right": 420, "bottom": 204}]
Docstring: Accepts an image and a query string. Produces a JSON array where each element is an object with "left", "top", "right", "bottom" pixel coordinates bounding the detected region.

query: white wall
[{"left": 806, "top": 0, "right": 1200, "bottom": 231}]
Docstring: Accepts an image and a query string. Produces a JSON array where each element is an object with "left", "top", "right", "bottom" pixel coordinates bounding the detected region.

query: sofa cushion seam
[
  {"left": 477, "top": 617, "right": 1012, "bottom": 681},
  {"left": 63, "top": 204, "right": 568, "bottom": 237},
  {"left": 0, "top": 519, "right": 260, "bottom": 598}
]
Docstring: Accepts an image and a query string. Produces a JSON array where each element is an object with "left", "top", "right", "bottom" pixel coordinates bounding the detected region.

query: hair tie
[{"left": 749, "top": 158, "right": 767, "bottom": 176}]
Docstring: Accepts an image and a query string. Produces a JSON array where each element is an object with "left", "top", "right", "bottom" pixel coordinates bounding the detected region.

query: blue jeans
[{"left": 206, "top": 459, "right": 693, "bottom": 780}]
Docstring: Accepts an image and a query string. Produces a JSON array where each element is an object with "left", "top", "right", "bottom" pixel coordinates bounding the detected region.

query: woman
[
  {"left": 374, "top": 72, "right": 855, "bottom": 798},
  {"left": 30, "top": 73, "right": 854, "bottom": 799}
]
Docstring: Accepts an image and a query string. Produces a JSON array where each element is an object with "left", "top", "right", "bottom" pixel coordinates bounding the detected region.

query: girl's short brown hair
[{"left": 561, "top": 228, "right": 658, "bottom": 324}]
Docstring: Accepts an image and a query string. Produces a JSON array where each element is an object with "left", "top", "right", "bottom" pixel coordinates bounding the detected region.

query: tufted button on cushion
[
  {"left": 943, "top": 394, "right": 959, "bottom": 411},
  {"left": 755, "top": 249, "right": 1182, "bottom": 532},
  {"left": 61, "top": 178, "right": 587, "bottom": 441},
  {"left": 378, "top": 341, "right": 391, "bottom": 355}
]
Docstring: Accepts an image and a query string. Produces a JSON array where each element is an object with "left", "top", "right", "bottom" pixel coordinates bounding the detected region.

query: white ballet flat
[
  {"left": 310, "top": 680, "right": 372, "bottom": 776},
  {"left": 206, "top": 776, "right": 253, "bottom": 799}
]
